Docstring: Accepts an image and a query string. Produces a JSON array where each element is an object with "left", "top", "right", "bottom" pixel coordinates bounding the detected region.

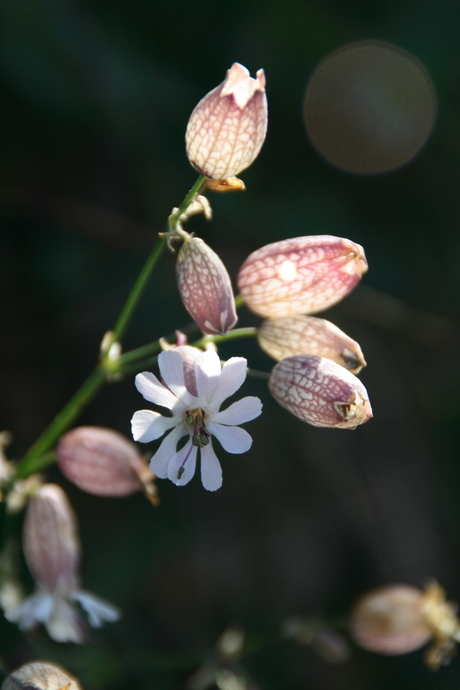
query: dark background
[{"left": 1, "top": 0, "right": 460, "bottom": 688}]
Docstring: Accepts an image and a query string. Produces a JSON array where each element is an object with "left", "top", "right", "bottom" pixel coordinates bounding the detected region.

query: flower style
[
  {"left": 186, "top": 62, "right": 268, "bottom": 180},
  {"left": 5, "top": 484, "right": 120, "bottom": 643},
  {"left": 131, "top": 350, "right": 262, "bottom": 491}
]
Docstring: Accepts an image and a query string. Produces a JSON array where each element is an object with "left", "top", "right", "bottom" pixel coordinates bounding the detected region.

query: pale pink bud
[
  {"left": 185, "top": 62, "right": 268, "bottom": 179},
  {"left": 2, "top": 661, "right": 82, "bottom": 690},
  {"left": 349, "top": 585, "right": 433, "bottom": 655},
  {"left": 238, "top": 235, "right": 368, "bottom": 318},
  {"left": 268, "top": 355, "right": 372, "bottom": 429},
  {"left": 57, "top": 426, "right": 157, "bottom": 498},
  {"left": 5, "top": 484, "right": 120, "bottom": 642},
  {"left": 173, "top": 345, "right": 203, "bottom": 396},
  {"left": 258, "top": 315, "right": 366, "bottom": 374},
  {"left": 24, "top": 484, "right": 79, "bottom": 594},
  {"left": 176, "top": 237, "right": 237, "bottom": 335}
]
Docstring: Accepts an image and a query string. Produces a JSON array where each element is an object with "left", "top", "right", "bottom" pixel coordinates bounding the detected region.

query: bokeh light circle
[{"left": 304, "top": 41, "right": 437, "bottom": 175}]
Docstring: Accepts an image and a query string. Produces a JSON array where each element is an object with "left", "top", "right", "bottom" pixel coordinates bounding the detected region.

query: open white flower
[{"left": 131, "top": 350, "right": 262, "bottom": 491}]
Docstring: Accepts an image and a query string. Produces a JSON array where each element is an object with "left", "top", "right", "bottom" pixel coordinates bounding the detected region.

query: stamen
[{"left": 176, "top": 442, "right": 195, "bottom": 480}]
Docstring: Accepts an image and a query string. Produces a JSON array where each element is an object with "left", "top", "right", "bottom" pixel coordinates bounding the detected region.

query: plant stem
[
  {"left": 112, "top": 175, "right": 207, "bottom": 343},
  {"left": 11, "top": 175, "right": 207, "bottom": 482}
]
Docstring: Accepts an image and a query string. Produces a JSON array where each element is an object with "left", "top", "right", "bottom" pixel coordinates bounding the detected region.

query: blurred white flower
[
  {"left": 4, "top": 484, "right": 120, "bottom": 643},
  {"left": 131, "top": 350, "right": 262, "bottom": 491}
]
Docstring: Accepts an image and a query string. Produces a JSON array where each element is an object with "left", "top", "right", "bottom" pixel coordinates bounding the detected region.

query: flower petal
[
  {"left": 135, "top": 372, "right": 178, "bottom": 410},
  {"left": 207, "top": 357, "right": 248, "bottom": 411},
  {"left": 131, "top": 410, "right": 177, "bottom": 443},
  {"left": 46, "top": 596, "right": 85, "bottom": 643},
  {"left": 212, "top": 396, "right": 262, "bottom": 425},
  {"left": 158, "top": 351, "right": 194, "bottom": 404},
  {"left": 167, "top": 441, "right": 197, "bottom": 487},
  {"left": 195, "top": 350, "right": 222, "bottom": 403},
  {"left": 5, "top": 591, "right": 54, "bottom": 629},
  {"left": 207, "top": 422, "right": 253, "bottom": 453},
  {"left": 200, "top": 443, "right": 223, "bottom": 491},
  {"left": 73, "top": 590, "right": 121, "bottom": 627},
  {"left": 150, "top": 426, "right": 186, "bottom": 478}
]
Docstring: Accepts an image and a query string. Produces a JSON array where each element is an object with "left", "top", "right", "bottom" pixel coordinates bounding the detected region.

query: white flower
[
  {"left": 131, "top": 350, "right": 262, "bottom": 491},
  {"left": 4, "top": 484, "right": 120, "bottom": 643}
]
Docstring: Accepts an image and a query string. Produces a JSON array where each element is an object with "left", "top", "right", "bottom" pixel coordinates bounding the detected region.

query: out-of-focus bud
[
  {"left": 185, "top": 62, "right": 267, "bottom": 180},
  {"left": 350, "top": 585, "right": 433, "bottom": 655},
  {"left": 176, "top": 237, "right": 237, "bottom": 335},
  {"left": 1, "top": 661, "right": 81, "bottom": 690},
  {"left": 268, "top": 355, "right": 372, "bottom": 429},
  {"left": 173, "top": 345, "right": 203, "bottom": 396},
  {"left": 57, "top": 426, "right": 158, "bottom": 501},
  {"left": 5, "top": 484, "right": 120, "bottom": 643},
  {"left": 238, "top": 235, "right": 368, "bottom": 318},
  {"left": 349, "top": 582, "right": 460, "bottom": 669},
  {"left": 257, "top": 315, "right": 366, "bottom": 374}
]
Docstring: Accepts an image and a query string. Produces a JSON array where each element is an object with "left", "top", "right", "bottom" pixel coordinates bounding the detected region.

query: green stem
[
  {"left": 112, "top": 175, "right": 207, "bottom": 343},
  {"left": 190, "top": 327, "right": 257, "bottom": 349},
  {"left": 9, "top": 176, "right": 208, "bottom": 483}
]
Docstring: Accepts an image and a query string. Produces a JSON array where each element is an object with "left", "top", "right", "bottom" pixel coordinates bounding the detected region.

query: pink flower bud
[
  {"left": 173, "top": 345, "right": 203, "bottom": 396},
  {"left": 258, "top": 315, "right": 366, "bottom": 374},
  {"left": 350, "top": 585, "right": 433, "bottom": 655},
  {"left": 176, "top": 237, "right": 237, "bottom": 335},
  {"left": 5, "top": 484, "right": 120, "bottom": 642},
  {"left": 57, "top": 426, "right": 156, "bottom": 498},
  {"left": 268, "top": 355, "right": 372, "bottom": 429},
  {"left": 185, "top": 62, "right": 268, "bottom": 180},
  {"left": 24, "top": 484, "right": 79, "bottom": 594},
  {"left": 238, "top": 235, "right": 368, "bottom": 318},
  {"left": 2, "top": 662, "right": 82, "bottom": 690}
]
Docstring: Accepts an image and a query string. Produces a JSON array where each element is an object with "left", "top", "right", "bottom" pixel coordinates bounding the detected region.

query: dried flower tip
[
  {"left": 420, "top": 582, "right": 460, "bottom": 669},
  {"left": 177, "top": 237, "right": 237, "bottom": 335},
  {"left": 57, "top": 426, "right": 156, "bottom": 498},
  {"left": 1, "top": 662, "right": 82, "bottom": 690},
  {"left": 204, "top": 177, "right": 246, "bottom": 192},
  {"left": 258, "top": 315, "right": 366, "bottom": 374},
  {"left": 186, "top": 63, "right": 268, "bottom": 180},
  {"left": 268, "top": 355, "right": 372, "bottom": 429},
  {"left": 238, "top": 235, "right": 368, "bottom": 318}
]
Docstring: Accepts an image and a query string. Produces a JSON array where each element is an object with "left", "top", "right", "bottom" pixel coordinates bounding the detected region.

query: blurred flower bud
[
  {"left": 350, "top": 585, "right": 432, "bottom": 655},
  {"left": 5, "top": 484, "right": 120, "bottom": 643},
  {"left": 57, "top": 426, "right": 157, "bottom": 500},
  {"left": 268, "top": 355, "right": 372, "bottom": 429},
  {"left": 1, "top": 661, "right": 81, "bottom": 690},
  {"left": 238, "top": 235, "right": 368, "bottom": 318},
  {"left": 257, "top": 315, "right": 366, "bottom": 374},
  {"left": 186, "top": 62, "right": 267, "bottom": 180},
  {"left": 173, "top": 345, "right": 203, "bottom": 396},
  {"left": 349, "top": 582, "right": 460, "bottom": 668},
  {"left": 176, "top": 237, "right": 237, "bottom": 335}
]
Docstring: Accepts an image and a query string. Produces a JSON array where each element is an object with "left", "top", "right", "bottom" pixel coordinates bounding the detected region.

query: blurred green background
[{"left": 1, "top": 0, "right": 460, "bottom": 688}]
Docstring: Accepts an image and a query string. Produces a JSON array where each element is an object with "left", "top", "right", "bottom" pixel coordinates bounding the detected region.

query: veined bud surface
[
  {"left": 238, "top": 235, "right": 368, "bottom": 318},
  {"left": 24, "top": 484, "right": 80, "bottom": 594},
  {"left": 186, "top": 62, "right": 268, "bottom": 180},
  {"left": 173, "top": 345, "right": 203, "bottom": 396},
  {"left": 268, "top": 355, "right": 372, "bottom": 429},
  {"left": 176, "top": 237, "right": 237, "bottom": 335},
  {"left": 258, "top": 315, "right": 366, "bottom": 374},
  {"left": 1, "top": 661, "right": 82, "bottom": 690},
  {"left": 57, "top": 426, "right": 156, "bottom": 497}
]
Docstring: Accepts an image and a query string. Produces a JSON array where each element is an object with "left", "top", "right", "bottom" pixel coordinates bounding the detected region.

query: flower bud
[
  {"left": 2, "top": 661, "right": 81, "bottom": 690},
  {"left": 173, "top": 345, "right": 203, "bottom": 396},
  {"left": 5, "top": 483, "right": 120, "bottom": 642},
  {"left": 238, "top": 235, "right": 368, "bottom": 318},
  {"left": 350, "top": 585, "right": 433, "bottom": 655},
  {"left": 186, "top": 62, "right": 267, "bottom": 180},
  {"left": 257, "top": 315, "right": 366, "bottom": 374},
  {"left": 57, "top": 426, "right": 156, "bottom": 498},
  {"left": 24, "top": 484, "right": 79, "bottom": 594},
  {"left": 268, "top": 355, "right": 372, "bottom": 429},
  {"left": 176, "top": 237, "right": 237, "bottom": 335}
]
